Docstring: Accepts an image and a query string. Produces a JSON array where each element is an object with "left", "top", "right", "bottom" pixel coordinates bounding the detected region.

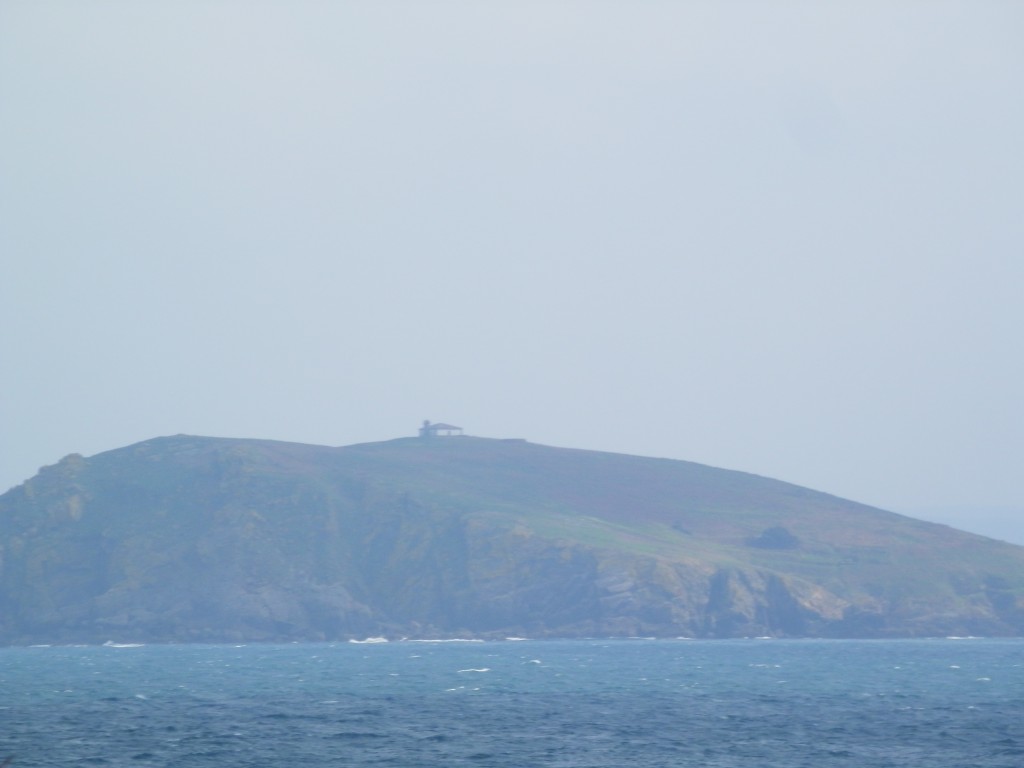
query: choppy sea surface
[{"left": 2, "top": 637, "right": 1023, "bottom": 767}]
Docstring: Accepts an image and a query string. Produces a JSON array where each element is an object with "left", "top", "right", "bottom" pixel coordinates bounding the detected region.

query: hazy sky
[{"left": 2, "top": 2, "right": 1022, "bottom": 542}]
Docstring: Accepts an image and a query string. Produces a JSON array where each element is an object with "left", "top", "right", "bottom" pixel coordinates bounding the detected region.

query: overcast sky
[{"left": 2, "top": 2, "right": 1022, "bottom": 543}]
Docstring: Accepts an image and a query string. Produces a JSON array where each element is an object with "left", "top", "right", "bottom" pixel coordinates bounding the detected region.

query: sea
[{"left": 2, "top": 637, "right": 1023, "bottom": 767}]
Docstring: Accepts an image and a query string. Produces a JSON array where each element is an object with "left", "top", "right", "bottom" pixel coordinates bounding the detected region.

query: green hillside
[{"left": 1, "top": 434, "right": 1022, "bottom": 643}]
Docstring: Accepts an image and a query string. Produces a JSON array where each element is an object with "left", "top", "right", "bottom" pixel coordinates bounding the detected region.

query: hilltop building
[{"left": 419, "top": 420, "right": 463, "bottom": 438}]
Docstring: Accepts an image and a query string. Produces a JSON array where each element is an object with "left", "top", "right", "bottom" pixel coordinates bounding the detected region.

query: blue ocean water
[{"left": 2, "top": 638, "right": 1023, "bottom": 767}]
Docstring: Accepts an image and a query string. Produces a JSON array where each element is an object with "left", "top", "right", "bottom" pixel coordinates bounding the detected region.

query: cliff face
[{"left": 2, "top": 435, "right": 1023, "bottom": 644}]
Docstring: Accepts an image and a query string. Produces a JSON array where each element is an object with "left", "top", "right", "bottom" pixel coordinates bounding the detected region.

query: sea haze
[
  {"left": 3, "top": 3, "right": 1022, "bottom": 544},
  {"left": 2, "top": 639, "right": 1022, "bottom": 767}
]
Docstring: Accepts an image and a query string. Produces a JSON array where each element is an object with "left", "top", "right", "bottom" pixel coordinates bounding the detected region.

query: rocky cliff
[{"left": 2, "top": 434, "right": 1023, "bottom": 643}]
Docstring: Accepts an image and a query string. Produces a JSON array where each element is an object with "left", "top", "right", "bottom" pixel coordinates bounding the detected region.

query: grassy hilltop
[{"left": 2, "top": 434, "right": 1023, "bottom": 643}]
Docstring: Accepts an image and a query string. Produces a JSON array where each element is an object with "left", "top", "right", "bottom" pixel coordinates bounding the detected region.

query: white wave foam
[
  {"left": 349, "top": 637, "right": 389, "bottom": 644},
  {"left": 103, "top": 641, "right": 144, "bottom": 648},
  {"left": 457, "top": 668, "right": 490, "bottom": 673},
  {"left": 408, "top": 638, "right": 484, "bottom": 643}
]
